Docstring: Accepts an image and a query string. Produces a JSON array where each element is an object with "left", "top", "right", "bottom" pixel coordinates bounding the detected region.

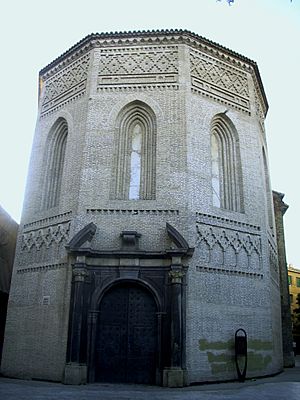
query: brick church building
[{"left": 1, "top": 30, "right": 290, "bottom": 386}]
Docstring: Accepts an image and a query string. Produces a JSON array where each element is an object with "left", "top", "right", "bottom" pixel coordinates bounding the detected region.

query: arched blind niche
[
  {"left": 41, "top": 118, "right": 68, "bottom": 210},
  {"left": 112, "top": 101, "right": 156, "bottom": 200},
  {"left": 210, "top": 114, "right": 244, "bottom": 212}
]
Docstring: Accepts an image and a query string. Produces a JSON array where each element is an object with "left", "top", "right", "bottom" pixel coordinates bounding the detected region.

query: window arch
[
  {"left": 112, "top": 101, "right": 156, "bottom": 200},
  {"left": 262, "top": 147, "right": 273, "bottom": 228},
  {"left": 41, "top": 118, "right": 68, "bottom": 210},
  {"left": 210, "top": 114, "right": 244, "bottom": 212}
]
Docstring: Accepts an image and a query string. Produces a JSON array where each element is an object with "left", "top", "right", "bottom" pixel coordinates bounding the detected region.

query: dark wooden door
[{"left": 95, "top": 283, "right": 158, "bottom": 384}]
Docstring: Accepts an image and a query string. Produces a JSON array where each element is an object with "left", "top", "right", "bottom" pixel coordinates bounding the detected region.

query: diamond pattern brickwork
[{"left": 190, "top": 49, "right": 250, "bottom": 112}]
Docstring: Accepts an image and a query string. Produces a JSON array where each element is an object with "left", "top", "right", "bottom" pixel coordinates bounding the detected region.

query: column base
[
  {"left": 64, "top": 363, "right": 87, "bottom": 385},
  {"left": 163, "top": 368, "right": 187, "bottom": 387}
]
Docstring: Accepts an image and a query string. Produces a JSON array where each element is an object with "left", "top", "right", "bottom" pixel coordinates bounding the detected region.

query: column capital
[
  {"left": 73, "top": 267, "right": 89, "bottom": 282},
  {"left": 169, "top": 269, "right": 185, "bottom": 284}
]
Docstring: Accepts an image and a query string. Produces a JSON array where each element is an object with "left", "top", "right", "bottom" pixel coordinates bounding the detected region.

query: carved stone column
[
  {"left": 64, "top": 256, "right": 89, "bottom": 384},
  {"left": 87, "top": 310, "right": 99, "bottom": 383},
  {"left": 163, "top": 254, "right": 186, "bottom": 388},
  {"left": 169, "top": 266, "right": 185, "bottom": 368}
]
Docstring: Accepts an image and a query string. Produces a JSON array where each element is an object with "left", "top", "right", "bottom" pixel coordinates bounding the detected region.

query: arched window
[
  {"left": 112, "top": 101, "right": 156, "bottom": 200},
  {"left": 210, "top": 114, "right": 243, "bottom": 212},
  {"left": 262, "top": 147, "right": 273, "bottom": 228},
  {"left": 41, "top": 118, "right": 68, "bottom": 210}
]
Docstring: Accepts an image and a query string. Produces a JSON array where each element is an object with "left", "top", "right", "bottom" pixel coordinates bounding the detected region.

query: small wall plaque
[{"left": 42, "top": 295, "right": 50, "bottom": 306}]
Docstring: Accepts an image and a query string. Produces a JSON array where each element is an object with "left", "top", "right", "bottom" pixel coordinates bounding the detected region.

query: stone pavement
[{"left": 1, "top": 359, "right": 300, "bottom": 400}]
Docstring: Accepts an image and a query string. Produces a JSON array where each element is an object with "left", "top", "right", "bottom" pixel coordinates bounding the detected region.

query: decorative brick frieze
[
  {"left": 41, "top": 31, "right": 255, "bottom": 76},
  {"left": 190, "top": 49, "right": 250, "bottom": 113},
  {"left": 196, "top": 212, "right": 260, "bottom": 233},
  {"left": 41, "top": 53, "right": 90, "bottom": 115},
  {"left": 254, "top": 86, "right": 265, "bottom": 121},
  {"left": 17, "top": 262, "right": 68, "bottom": 274},
  {"left": 97, "top": 46, "right": 178, "bottom": 90},
  {"left": 196, "top": 265, "right": 263, "bottom": 279},
  {"left": 97, "top": 84, "right": 179, "bottom": 92},
  {"left": 196, "top": 222, "right": 262, "bottom": 271},
  {"left": 38, "top": 30, "right": 267, "bottom": 115},
  {"left": 40, "top": 91, "right": 86, "bottom": 119},
  {"left": 87, "top": 208, "right": 179, "bottom": 216},
  {"left": 23, "top": 212, "right": 72, "bottom": 231},
  {"left": 269, "top": 238, "right": 279, "bottom": 284},
  {"left": 21, "top": 221, "right": 71, "bottom": 251},
  {"left": 254, "top": 85, "right": 266, "bottom": 134}
]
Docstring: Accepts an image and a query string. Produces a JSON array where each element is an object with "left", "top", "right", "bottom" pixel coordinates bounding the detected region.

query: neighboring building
[
  {"left": 288, "top": 265, "right": 300, "bottom": 311},
  {"left": 287, "top": 264, "right": 300, "bottom": 354},
  {"left": 0, "top": 205, "right": 18, "bottom": 364},
  {"left": 273, "top": 191, "right": 294, "bottom": 367},
  {"left": 2, "top": 30, "right": 283, "bottom": 386}
]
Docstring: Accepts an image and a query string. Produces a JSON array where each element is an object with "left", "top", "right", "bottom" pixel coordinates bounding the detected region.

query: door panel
[{"left": 95, "top": 283, "right": 157, "bottom": 384}]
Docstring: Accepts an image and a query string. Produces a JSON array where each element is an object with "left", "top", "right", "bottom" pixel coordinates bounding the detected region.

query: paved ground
[{"left": 1, "top": 359, "right": 300, "bottom": 400}]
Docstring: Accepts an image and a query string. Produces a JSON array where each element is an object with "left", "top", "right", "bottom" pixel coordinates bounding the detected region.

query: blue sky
[{"left": 1, "top": 0, "right": 299, "bottom": 266}]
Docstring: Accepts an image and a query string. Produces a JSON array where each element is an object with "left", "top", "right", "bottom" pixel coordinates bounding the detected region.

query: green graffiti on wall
[
  {"left": 199, "top": 338, "right": 273, "bottom": 376},
  {"left": 248, "top": 340, "right": 273, "bottom": 351},
  {"left": 247, "top": 352, "right": 272, "bottom": 370},
  {"left": 199, "top": 339, "right": 234, "bottom": 351}
]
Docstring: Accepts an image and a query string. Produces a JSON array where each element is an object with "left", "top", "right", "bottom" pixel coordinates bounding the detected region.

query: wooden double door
[{"left": 95, "top": 283, "right": 158, "bottom": 384}]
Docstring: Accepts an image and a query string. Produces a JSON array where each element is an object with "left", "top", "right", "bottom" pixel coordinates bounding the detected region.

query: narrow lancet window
[
  {"left": 211, "top": 134, "right": 221, "bottom": 207},
  {"left": 41, "top": 118, "right": 68, "bottom": 210},
  {"left": 112, "top": 101, "right": 156, "bottom": 200},
  {"left": 210, "top": 114, "right": 243, "bottom": 212},
  {"left": 129, "top": 122, "right": 142, "bottom": 199}
]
